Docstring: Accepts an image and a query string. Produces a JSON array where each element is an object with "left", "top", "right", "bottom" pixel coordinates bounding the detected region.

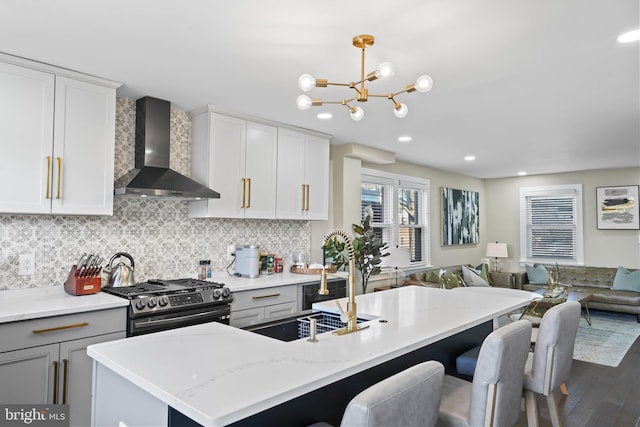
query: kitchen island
[{"left": 88, "top": 286, "right": 535, "bottom": 427}]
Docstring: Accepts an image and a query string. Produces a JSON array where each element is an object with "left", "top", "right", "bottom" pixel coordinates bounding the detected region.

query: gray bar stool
[
  {"left": 438, "top": 319, "right": 532, "bottom": 427},
  {"left": 308, "top": 360, "right": 445, "bottom": 427}
]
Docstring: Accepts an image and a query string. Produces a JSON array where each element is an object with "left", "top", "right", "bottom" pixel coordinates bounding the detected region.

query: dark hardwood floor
[{"left": 517, "top": 334, "right": 640, "bottom": 427}]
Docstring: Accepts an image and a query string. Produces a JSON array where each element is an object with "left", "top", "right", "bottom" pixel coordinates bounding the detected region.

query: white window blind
[
  {"left": 398, "top": 180, "right": 426, "bottom": 263},
  {"left": 520, "top": 185, "right": 584, "bottom": 265},
  {"left": 361, "top": 170, "right": 430, "bottom": 266},
  {"left": 361, "top": 175, "right": 393, "bottom": 246}
]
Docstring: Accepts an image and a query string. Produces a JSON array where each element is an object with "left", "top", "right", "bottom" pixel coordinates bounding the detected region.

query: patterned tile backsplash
[{"left": 0, "top": 98, "right": 310, "bottom": 290}]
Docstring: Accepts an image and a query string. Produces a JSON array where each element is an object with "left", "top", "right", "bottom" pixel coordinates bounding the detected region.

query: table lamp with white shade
[{"left": 486, "top": 242, "right": 508, "bottom": 272}]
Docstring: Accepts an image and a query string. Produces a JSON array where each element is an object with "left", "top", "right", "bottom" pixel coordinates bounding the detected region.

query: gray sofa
[
  {"left": 404, "top": 265, "right": 515, "bottom": 289},
  {"left": 514, "top": 264, "right": 640, "bottom": 322}
]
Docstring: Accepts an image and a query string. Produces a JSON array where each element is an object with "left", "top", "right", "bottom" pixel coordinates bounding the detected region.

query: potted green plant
[{"left": 324, "top": 210, "right": 390, "bottom": 293}]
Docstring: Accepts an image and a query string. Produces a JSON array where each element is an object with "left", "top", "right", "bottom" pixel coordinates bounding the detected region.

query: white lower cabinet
[
  {"left": 0, "top": 308, "right": 126, "bottom": 427},
  {"left": 230, "top": 285, "right": 298, "bottom": 328}
]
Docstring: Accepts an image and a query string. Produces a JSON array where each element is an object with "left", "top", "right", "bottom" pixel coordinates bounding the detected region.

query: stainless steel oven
[{"left": 102, "top": 278, "right": 232, "bottom": 337}]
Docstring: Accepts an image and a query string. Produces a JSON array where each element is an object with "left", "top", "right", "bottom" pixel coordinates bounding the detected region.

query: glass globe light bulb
[
  {"left": 415, "top": 75, "right": 433, "bottom": 93},
  {"left": 298, "top": 74, "right": 316, "bottom": 92},
  {"left": 393, "top": 103, "right": 408, "bottom": 118},
  {"left": 296, "top": 95, "right": 312, "bottom": 110},
  {"left": 350, "top": 107, "right": 364, "bottom": 121},
  {"left": 375, "top": 62, "right": 395, "bottom": 80},
  {"left": 617, "top": 29, "right": 640, "bottom": 43}
]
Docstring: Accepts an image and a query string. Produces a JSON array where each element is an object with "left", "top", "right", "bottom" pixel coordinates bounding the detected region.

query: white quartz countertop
[
  {"left": 88, "top": 286, "right": 537, "bottom": 426},
  {"left": 210, "top": 270, "right": 327, "bottom": 292},
  {"left": 0, "top": 286, "right": 129, "bottom": 324},
  {"left": 0, "top": 272, "right": 327, "bottom": 324}
]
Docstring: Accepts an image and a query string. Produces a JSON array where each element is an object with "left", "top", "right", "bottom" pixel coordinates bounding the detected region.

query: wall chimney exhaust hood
[{"left": 114, "top": 97, "right": 220, "bottom": 200}]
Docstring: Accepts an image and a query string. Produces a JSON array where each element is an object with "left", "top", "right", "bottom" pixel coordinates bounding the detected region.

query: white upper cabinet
[
  {"left": 189, "top": 110, "right": 278, "bottom": 219},
  {"left": 0, "top": 62, "right": 55, "bottom": 214},
  {"left": 0, "top": 55, "right": 119, "bottom": 215},
  {"left": 276, "top": 128, "right": 329, "bottom": 220},
  {"left": 51, "top": 77, "right": 116, "bottom": 215}
]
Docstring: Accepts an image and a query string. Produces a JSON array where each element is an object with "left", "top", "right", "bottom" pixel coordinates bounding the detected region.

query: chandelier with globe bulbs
[{"left": 296, "top": 34, "right": 433, "bottom": 121}]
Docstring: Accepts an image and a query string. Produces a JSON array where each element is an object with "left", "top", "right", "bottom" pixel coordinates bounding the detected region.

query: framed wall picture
[
  {"left": 442, "top": 187, "right": 479, "bottom": 245},
  {"left": 596, "top": 185, "right": 639, "bottom": 230}
]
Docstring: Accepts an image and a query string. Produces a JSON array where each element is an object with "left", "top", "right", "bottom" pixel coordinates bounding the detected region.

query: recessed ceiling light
[
  {"left": 617, "top": 29, "right": 640, "bottom": 43},
  {"left": 317, "top": 112, "right": 333, "bottom": 120},
  {"left": 398, "top": 136, "right": 412, "bottom": 142},
  {"left": 517, "top": 171, "right": 528, "bottom": 176},
  {"left": 464, "top": 155, "right": 476, "bottom": 161}
]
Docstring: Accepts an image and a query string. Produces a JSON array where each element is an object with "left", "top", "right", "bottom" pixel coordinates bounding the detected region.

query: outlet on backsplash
[{"left": 227, "top": 244, "right": 236, "bottom": 258}]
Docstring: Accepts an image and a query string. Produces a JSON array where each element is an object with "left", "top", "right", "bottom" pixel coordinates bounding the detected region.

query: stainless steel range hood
[{"left": 114, "top": 96, "right": 220, "bottom": 199}]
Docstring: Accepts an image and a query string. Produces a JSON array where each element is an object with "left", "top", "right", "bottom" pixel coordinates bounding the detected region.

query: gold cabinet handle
[
  {"left": 33, "top": 322, "right": 89, "bottom": 334},
  {"left": 252, "top": 293, "right": 281, "bottom": 300},
  {"left": 241, "top": 178, "right": 246, "bottom": 208},
  {"left": 305, "top": 184, "right": 310, "bottom": 211},
  {"left": 52, "top": 360, "right": 59, "bottom": 404},
  {"left": 45, "top": 156, "right": 51, "bottom": 199},
  {"left": 246, "top": 178, "right": 251, "bottom": 208},
  {"left": 56, "top": 156, "right": 62, "bottom": 199},
  {"left": 62, "top": 359, "right": 69, "bottom": 404},
  {"left": 301, "top": 184, "right": 306, "bottom": 211}
]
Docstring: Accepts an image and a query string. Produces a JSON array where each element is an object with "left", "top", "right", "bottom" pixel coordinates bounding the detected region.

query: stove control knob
[
  {"left": 147, "top": 298, "right": 157, "bottom": 309},
  {"left": 135, "top": 300, "right": 146, "bottom": 310},
  {"left": 213, "top": 289, "right": 222, "bottom": 299},
  {"left": 222, "top": 288, "right": 231, "bottom": 298},
  {"left": 158, "top": 296, "right": 169, "bottom": 307}
]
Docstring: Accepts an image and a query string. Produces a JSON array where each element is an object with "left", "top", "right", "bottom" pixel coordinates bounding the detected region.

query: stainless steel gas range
[{"left": 102, "top": 278, "right": 232, "bottom": 337}]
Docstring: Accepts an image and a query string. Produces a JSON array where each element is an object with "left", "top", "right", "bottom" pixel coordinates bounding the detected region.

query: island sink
[{"left": 243, "top": 311, "right": 370, "bottom": 342}]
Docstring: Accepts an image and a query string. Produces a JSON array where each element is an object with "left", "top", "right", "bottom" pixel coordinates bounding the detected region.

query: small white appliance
[{"left": 235, "top": 245, "right": 260, "bottom": 278}]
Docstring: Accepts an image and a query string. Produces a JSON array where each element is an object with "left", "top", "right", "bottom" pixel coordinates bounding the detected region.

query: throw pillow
[
  {"left": 612, "top": 267, "right": 640, "bottom": 292},
  {"left": 478, "top": 263, "right": 491, "bottom": 285},
  {"left": 425, "top": 271, "right": 440, "bottom": 283},
  {"left": 441, "top": 271, "right": 462, "bottom": 289},
  {"left": 462, "top": 265, "right": 490, "bottom": 287},
  {"left": 526, "top": 264, "right": 548, "bottom": 285},
  {"left": 410, "top": 272, "right": 426, "bottom": 282}
]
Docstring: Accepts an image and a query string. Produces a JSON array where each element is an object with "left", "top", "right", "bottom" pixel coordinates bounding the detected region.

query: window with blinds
[
  {"left": 361, "top": 180, "right": 393, "bottom": 245},
  {"left": 361, "top": 170, "right": 429, "bottom": 266},
  {"left": 520, "top": 185, "right": 584, "bottom": 265}
]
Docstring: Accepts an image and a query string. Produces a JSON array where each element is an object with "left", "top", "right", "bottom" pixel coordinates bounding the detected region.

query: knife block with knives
[{"left": 64, "top": 253, "right": 103, "bottom": 296}]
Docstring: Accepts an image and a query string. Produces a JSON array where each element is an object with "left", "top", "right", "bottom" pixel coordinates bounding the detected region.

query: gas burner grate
[
  {"left": 164, "top": 278, "right": 225, "bottom": 288},
  {"left": 102, "top": 283, "right": 166, "bottom": 298}
]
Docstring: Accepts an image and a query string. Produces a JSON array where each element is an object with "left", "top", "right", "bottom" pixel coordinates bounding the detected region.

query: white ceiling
[{"left": 1, "top": 0, "right": 638, "bottom": 178}]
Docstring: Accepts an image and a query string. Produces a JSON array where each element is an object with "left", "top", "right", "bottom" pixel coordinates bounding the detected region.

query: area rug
[{"left": 573, "top": 310, "right": 640, "bottom": 367}]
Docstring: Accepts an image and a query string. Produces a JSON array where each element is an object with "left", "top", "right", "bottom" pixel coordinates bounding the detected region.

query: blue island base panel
[
  {"left": 168, "top": 408, "right": 202, "bottom": 427},
  {"left": 167, "top": 321, "right": 492, "bottom": 427}
]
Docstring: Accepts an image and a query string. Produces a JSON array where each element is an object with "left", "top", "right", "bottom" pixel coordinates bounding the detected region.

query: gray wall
[
  {"left": 363, "top": 160, "right": 487, "bottom": 269},
  {"left": 486, "top": 167, "right": 640, "bottom": 271},
  {"left": 364, "top": 161, "right": 640, "bottom": 272}
]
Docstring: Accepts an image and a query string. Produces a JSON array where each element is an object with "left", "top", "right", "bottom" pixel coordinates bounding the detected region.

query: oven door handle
[{"left": 133, "top": 311, "right": 225, "bottom": 329}]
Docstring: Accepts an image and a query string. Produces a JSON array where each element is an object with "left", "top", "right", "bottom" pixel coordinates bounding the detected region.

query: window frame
[
  {"left": 361, "top": 168, "right": 430, "bottom": 268},
  {"left": 519, "top": 184, "right": 584, "bottom": 266}
]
